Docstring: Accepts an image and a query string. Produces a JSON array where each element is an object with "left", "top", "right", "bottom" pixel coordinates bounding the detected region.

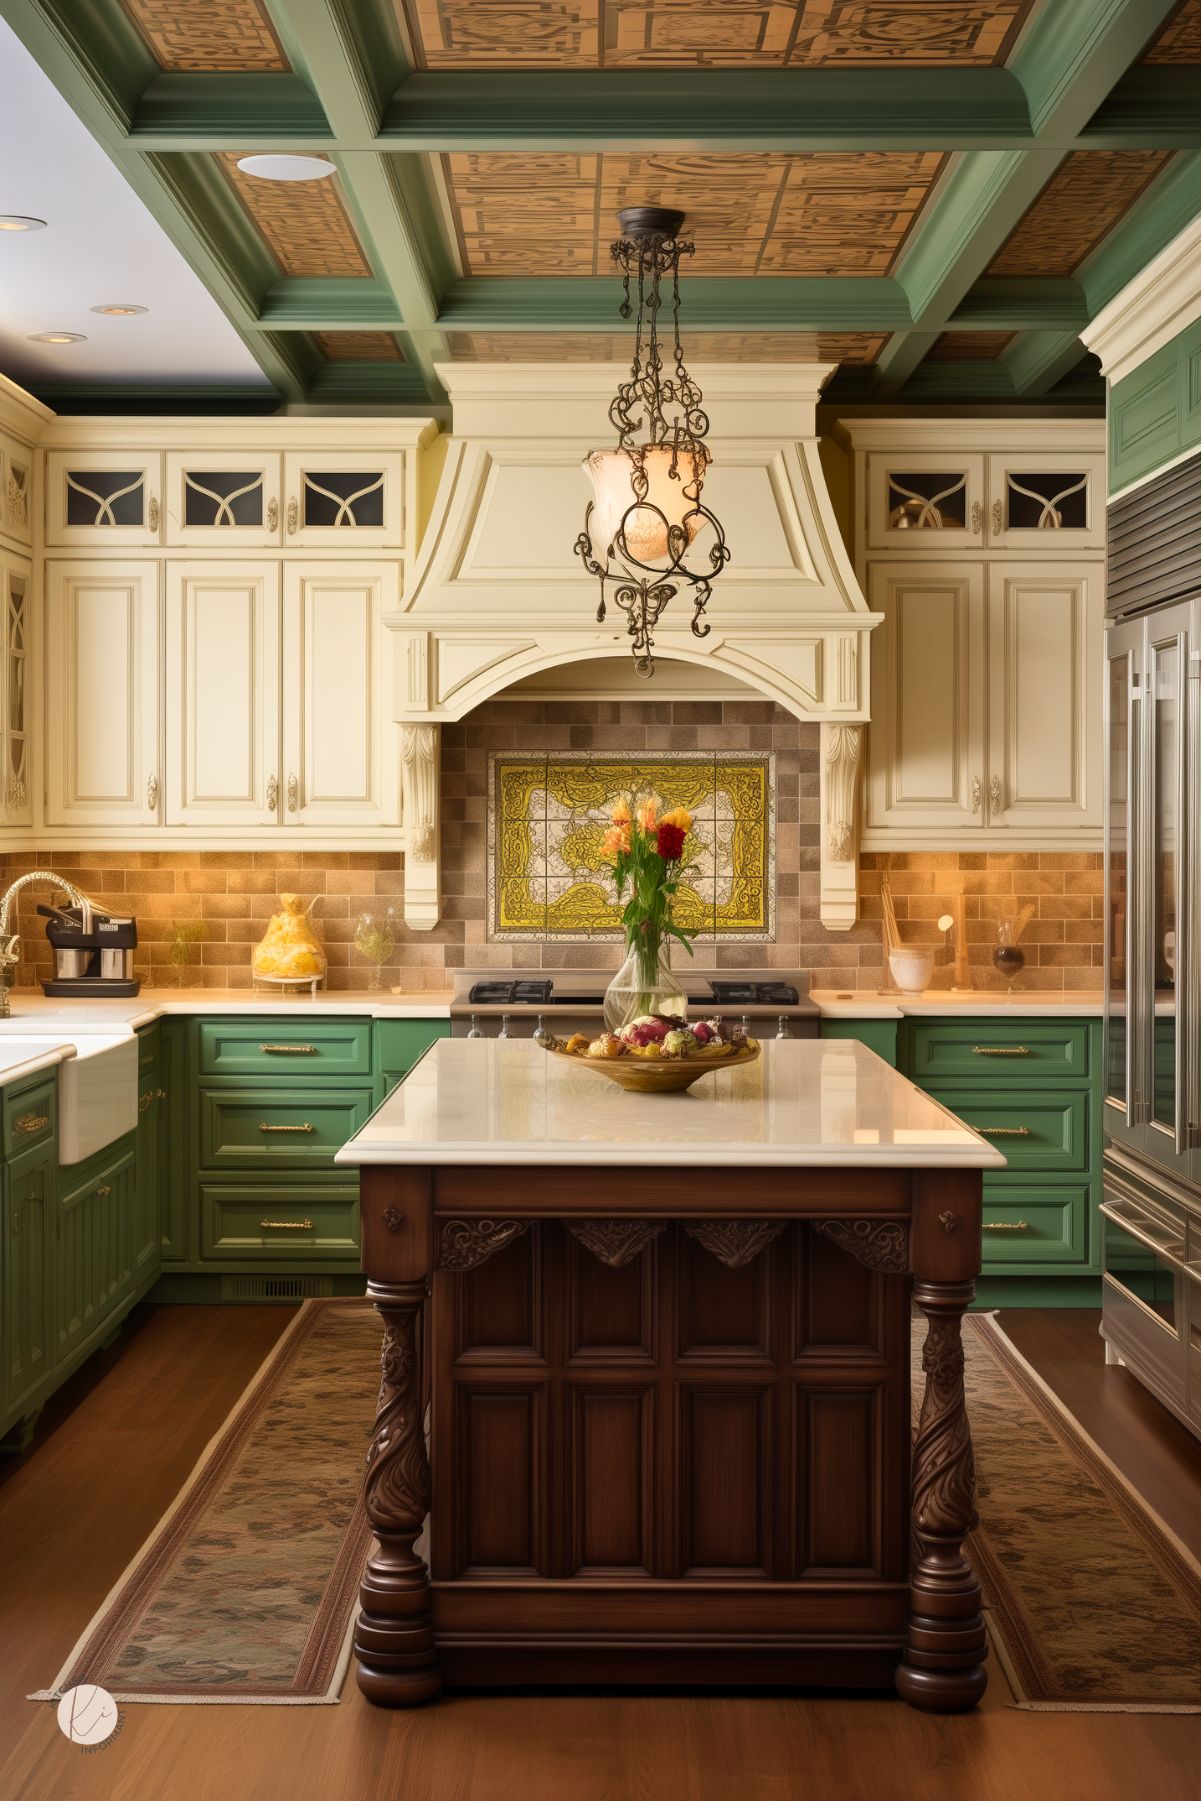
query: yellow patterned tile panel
[{"left": 489, "top": 752, "right": 774, "bottom": 940}]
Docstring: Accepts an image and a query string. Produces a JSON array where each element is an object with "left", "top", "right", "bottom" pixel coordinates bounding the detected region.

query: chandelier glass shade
[{"left": 575, "top": 207, "right": 730, "bottom": 676}]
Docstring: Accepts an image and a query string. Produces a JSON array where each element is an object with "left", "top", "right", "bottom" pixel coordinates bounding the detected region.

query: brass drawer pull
[
  {"left": 260, "top": 1218, "right": 314, "bottom": 1230},
  {"left": 980, "top": 1126, "right": 1032, "bottom": 1136},
  {"left": 259, "top": 1122, "right": 315, "bottom": 1133},
  {"left": 259, "top": 1043, "right": 316, "bottom": 1055},
  {"left": 95, "top": 1184, "right": 111, "bottom": 1197},
  {"left": 13, "top": 1112, "right": 49, "bottom": 1133},
  {"left": 139, "top": 1091, "right": 153, "bottom": 1113},
  {"left": 984, "top": 1220, "right": 1030, "bottom": 1232},
  {"left": 972, "top": 1046, "right": 1029, "bottom": 1057}
]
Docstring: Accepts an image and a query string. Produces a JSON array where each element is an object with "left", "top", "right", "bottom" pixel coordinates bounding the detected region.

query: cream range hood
[{"left": 390, "top": 362, "right": 879, "bottom": 933}]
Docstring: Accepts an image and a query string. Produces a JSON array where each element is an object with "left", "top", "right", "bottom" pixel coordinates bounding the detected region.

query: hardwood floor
[{"left": 1, "top": 1304, "right": 1198, "bottom": 1801}]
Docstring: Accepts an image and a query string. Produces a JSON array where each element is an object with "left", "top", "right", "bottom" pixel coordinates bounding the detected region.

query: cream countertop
[
  {"left": 335, "top": 1038, "right": 1006, "bottom": 1171},
  {"left": 0, "top": 987, "right": 454, "bottom": 1031},
  {"left": 811, "top": 989, "right": 1105, "bottom": 1020}
]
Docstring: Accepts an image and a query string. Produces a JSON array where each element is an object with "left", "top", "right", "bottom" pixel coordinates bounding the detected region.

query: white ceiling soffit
[{"left": 0, "top": 17, "right": 270, "bottom": 394}]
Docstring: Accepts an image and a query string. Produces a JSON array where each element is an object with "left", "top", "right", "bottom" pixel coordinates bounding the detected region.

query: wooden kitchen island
[{"left": 335, "top": 1038, "right": 1004, "bottom": 1714}]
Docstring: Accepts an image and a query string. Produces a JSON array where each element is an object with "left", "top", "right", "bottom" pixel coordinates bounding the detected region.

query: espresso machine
[{"left": 38, "top": 900, "right": 140, "bottom": 997}]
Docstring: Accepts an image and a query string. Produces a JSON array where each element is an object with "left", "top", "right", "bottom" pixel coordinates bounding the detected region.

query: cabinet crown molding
[{"left": 1081, "top": 214, "right": 1201, "bottom": 387}]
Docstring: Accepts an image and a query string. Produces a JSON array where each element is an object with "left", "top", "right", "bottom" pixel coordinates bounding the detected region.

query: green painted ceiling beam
[
  {"left": 1076, "top": 150, "right": 1201, "bottom": 315},
  {"left": 302, "top": 360, "right": 430, "bottom": 404},
  {"left": 258, "top": 279, "right": 403, "bottom": 328},
  {"left": 1003, "top": 330, "right": 1093, "bottom": 397},
  {"left": 948, "top": 278, "right": 1087, "bottom": 331},
  {"left": 1010, "top": 0, "right": 1181, "bottom": 140},
  {"left": 134, "top": 72, "right": 331, "bottom": 143},
  {"left": 1083, "top": 69, "right": 1201, "bottom": 148},
  {"left": 436, "top": 277, "right": 914, "bottom": 333}
]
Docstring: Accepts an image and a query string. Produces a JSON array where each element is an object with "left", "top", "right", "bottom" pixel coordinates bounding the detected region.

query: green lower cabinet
[
  {"left": 198, "top": 1086, "right": 374, "bottom": 1170},
  {"left": 819, "top": 1018, "right": 898, "bottom": 1067},
  {"left": 56, "top": 1139, "right": 136, "bottom": 1364},
  {"left": 922, "top": 1087, "right": 1090, "bottom": 1175},
  {"left": 158, "top": 1020, "right": 188, "bottom": 1263},
  {"left": 200, "top": 1184, "right": 361, "bottom": 1261},
  {"left": 981, "top": 1184, "right": 1090, "bottom": 1267},
  {"left": 374, "top": 1019, "right": 450, "bottom": 1099},
  {"left": 3, "top": 1138, "right": 55, "bottom": 1424},
  {"left": 135, "top": 1026, "right": 162, "bottom": 1280}
]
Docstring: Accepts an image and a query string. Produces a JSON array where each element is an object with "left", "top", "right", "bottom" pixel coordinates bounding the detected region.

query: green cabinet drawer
[
  {"left": 907, "top": 1020, "right": 1092, "bottom": 1085},
  {"left": 200, "top": 1184, "right": 360, "bottom": 1261},
  {"left": 925, "top": 1087, "right": 1089, "bottom": 1174},
  {"left": 374, "top": 1019, "right": 449, "bottom": 1091},
  {"left": 198, "top": 1086, "right": 373, "bottom": 1168},
  {"left": 3, "top": 1076, "right": 56, "bottom": 1159},
  {"left": 981, "top": 1186, "right": 1090, "bottom": 1266},
  {"left": 197, "top": 1019, "right": 372, "bottom": 1080}
]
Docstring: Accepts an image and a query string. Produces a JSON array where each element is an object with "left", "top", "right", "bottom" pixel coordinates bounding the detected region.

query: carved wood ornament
[
  {"left": 439, "top": 1218, "right": 530, "bottom": 1272},
  {"left": 567, "top": 1219, "right": 664, "bottom": 1268},
  {"left": 822, "top": 722, "right": 862, "bottom": 863},
  {"left": 400, "top": 724, "right": 438, "bottom": 861},
  {"left": 815, "top": 1218, "right": 909, "bottom": 1273},
  {"left": 684, "top": 1220, "right": 786, "bottom": 1269}
]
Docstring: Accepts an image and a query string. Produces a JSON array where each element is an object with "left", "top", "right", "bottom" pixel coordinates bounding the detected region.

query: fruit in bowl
[{"left": 551, "top": 1016, "right": 758, "bottom": 1062}]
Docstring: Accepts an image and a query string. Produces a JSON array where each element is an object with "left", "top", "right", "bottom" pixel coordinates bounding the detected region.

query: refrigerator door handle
[{"left": 1186, "top": 647, "right": 1201, "bottom": 1149}]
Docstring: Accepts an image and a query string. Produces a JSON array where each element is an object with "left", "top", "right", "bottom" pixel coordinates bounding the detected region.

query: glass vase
[{"left": 603, "top": 937, "right": 687, "bottom": 1034}]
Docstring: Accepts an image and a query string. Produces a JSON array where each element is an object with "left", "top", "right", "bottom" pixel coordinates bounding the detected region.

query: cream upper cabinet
[
  {"left": 45, "top": 561, "right": 161, "bottom": 827},
  {"left": 45, "top": 451, "right": 162, "bottom": 549},
  {"left": 984, "top": 451, "right": 1105, "bottom": 552},
  {"left": 1, "top": 435, "right": 32, "bottom": 548},
  {"left": 164, "top": 453, "right": 282, "bottom": 549},
  {"left": 282, "top": 452, "right": 404, "bottom": 549},
  {"left": 986, "top": 563, "right": 1103, "bottom": 832},
  {"left": 866, "top": 453, "right": 986, "bottom": 551},
  {"left": 164, "top": 564, "right": 282, "bottom": 827},
  {"left": 281, "top": 562, "right": 398, "bottom": 828},
  {"left": 866, "top": 562, "right": 986, "bottom": 832},
  {"left": 0, "top": 552, "right": 31, "bottom": 826}
]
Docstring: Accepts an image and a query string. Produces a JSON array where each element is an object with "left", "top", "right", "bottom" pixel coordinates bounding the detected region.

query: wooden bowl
[{"left": 544, "top": 1040, "right": 761, "bottom": 1093}]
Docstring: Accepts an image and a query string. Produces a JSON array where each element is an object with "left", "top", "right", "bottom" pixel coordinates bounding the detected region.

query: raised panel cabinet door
[
  {"left": 164, "top": 563, "right": 282, "bottom": 826},
  {"left": 986, "top": 562, "right": 1103, "bottom": 832},
  {"left": 45, "top": 561, "right": 162, "bottom": 827},
  {"left": 281, "top": 452, "right": 404, "bottom": 549},
  {"left": 281, "top": 562, "right": 399, "bottom": 828},
  {"left": 866, "top": 452, "right": 985, "bottom": 552},
  {"left": 3, "top": 1145, "right": 54, "bottom": 1420},
  {"left": 866, "top": 561, "right": 986, "bottom": 832},
  {"left": 985, "top": 450, "right": 1105, "bottom": 552},
  {"left": 45, "top": 451, "right": 162, "bottom": 548},
  {"left": 164, "top": 453, "right": 282, "bottom": 549}
]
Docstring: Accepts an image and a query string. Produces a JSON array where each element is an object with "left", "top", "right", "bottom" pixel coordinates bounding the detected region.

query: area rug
[
  {"left": 947, "top": 1313, "right": 1201, "bottom": 1713},
  {"left": 31, "top": 1297, "right": 381, "bottom": 1705},
  {"left": 32, "top": 1300, "right": 1201, "bottom": 1710}
]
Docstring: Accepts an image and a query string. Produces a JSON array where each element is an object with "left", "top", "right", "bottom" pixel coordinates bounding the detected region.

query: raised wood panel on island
[{"left": 343, "top": 1040, "right": 996, "bottom": 1713}]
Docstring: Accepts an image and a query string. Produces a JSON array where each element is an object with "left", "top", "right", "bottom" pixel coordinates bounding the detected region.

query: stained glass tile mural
[{"left": 488, "top": 751, "right": 775, "bottom": 941}]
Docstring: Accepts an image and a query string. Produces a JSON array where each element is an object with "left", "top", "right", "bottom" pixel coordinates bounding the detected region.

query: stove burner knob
[
  {"left": 467, "top": 1014, "right": 485, "bottom": 1039},
  {"left": 776, "top": 1016, "right": 792, "bottom": 1040}
]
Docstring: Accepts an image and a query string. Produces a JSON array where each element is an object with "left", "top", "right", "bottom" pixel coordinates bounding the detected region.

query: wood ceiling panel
[
  {"left": 218, "top": 155, "right": 373, "bottom": 277},
  {"left": 986, "top": 151, "right": 1173, "bottom": 277},
  {"left": 927, "top": 330, "right": 1014, "bottom": 360},
  {"left": 120, "top": 0, "right": 288, "bottom": 71},
  {"left": 402, "top": 1, "right": 1031, "bottom": 69},
  {"left": 1142, "top": 0, "right": 1201, "bottom": 63},
  {"left": 313, "top": 332, "right": 405, "bottom": 360},
  {"left": 447, "top": 329, "right": 889, "bottom": 360},
  {"left": 445, "top": 150, "right": 943, "bottom": 277}
]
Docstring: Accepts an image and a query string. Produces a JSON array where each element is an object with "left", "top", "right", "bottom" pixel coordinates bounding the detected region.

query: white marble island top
[{"left": 336, "top": 1038, "right": 1006, "bottom": 1170}]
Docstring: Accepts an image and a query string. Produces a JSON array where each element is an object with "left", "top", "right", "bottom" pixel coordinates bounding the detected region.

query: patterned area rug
[
  {"left": 32, "top": 1298, "right": 381, "bottom": 1704},
  {"left": 32, "top": 1300, "right": 1201, "bottom": 1709},
  {"left": 954, "top": 1314, "right": 1201, "bottom": 1713}
]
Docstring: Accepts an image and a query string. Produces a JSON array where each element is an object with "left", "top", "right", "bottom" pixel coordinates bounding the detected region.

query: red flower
[{"left": 656, "top": 822, "right": 687, "bottom": 862}]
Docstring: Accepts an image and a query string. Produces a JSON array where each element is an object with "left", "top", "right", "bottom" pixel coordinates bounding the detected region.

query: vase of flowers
[{"left": 601, "top": 790, "right": 696, "bottom": 1033}]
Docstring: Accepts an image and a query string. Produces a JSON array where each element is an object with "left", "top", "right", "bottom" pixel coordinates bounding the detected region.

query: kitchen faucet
[{"left": 0, "top": 870, "right": 98, "bottom": 1017}]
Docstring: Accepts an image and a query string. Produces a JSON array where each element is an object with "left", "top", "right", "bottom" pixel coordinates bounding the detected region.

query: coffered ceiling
[{"left": 1, "top": 0, "right": 1199, "bottom": 409}]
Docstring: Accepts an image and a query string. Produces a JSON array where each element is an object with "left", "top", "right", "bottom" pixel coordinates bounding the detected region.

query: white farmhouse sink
[{"left": 0, "top": 1029, "right": 138, "bottom": 1164}]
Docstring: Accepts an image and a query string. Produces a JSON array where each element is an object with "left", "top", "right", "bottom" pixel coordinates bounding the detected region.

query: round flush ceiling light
[
  {"left": 90, "top": 303, "right": 148, "bottom": 316},
  {"left": 27, "top": 331, "right": 86, "bottom": 344},
  {"left": 235, "top": 154, "right": 336, "bottom": 182},
  {"left": 0, "top": 215, "right": 47, "bottom": 232}
]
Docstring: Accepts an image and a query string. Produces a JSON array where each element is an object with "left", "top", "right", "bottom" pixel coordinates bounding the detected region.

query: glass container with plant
[
  {"left": 354, "top": 907, "right": 398, "bottom": 992},
  {"left": 601, "top": 790, "right": 696, "bottom": 1032}
]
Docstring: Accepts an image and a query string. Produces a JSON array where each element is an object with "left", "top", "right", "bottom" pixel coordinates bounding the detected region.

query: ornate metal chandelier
[{"left": 575, "top": 206, "right": 730, "bottom": 677}]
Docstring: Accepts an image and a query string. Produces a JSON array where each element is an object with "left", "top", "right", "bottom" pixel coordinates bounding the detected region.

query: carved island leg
[
  {"left": 355, "top": 1279, "right": 440, "bottom": 1706},
  {"left": 896, "top": 1278, "right": 988, "bottom": 1713}
]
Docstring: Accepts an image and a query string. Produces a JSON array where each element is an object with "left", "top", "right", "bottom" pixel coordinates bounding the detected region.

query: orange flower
[
  {"left": 636, "top": 798, "right": 660, "bottom": 833},
  {"left": 610, "top": 794, "right": 632, "bottom": 826},
  {"left": 601, "top": 823, "right": 631, "bottom": 858},
  {"left": 660, "top": 805, "right": 693, "bottom": 834}
]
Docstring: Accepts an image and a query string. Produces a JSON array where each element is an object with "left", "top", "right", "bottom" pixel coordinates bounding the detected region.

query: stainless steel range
[{"left": 449, "top": 967, "right": 821, "bottom": 1040}]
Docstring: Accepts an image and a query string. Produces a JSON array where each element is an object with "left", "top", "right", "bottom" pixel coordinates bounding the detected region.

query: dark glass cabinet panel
[
  {"left": 885, "top": 471, "right": 967, "bottom": 531},
  {"left": 65, "top": 470, "right": 145, "bottom": 527},
  {"left": 302, "top": 470, "right": 384, "bottom": 528},
  {"left": 1005, "top": 471, "right": 1088, "bottom": 531},
  {"left": 183, "top": 470, "right": 264, "bottom": 527}
]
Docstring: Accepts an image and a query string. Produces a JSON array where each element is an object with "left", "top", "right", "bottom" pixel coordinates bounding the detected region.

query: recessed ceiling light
[
  {"left": 235, "top": 154, "right": 337, "bottom": 183},
  {"left": 0, "top": 215, "right": 47, "bottom": 232},
  {"left": 90, "top": 304, "right": 148, "bottom": 316},
  {"left": 27, "top": 331, "right": 86, "bottom": 344}
]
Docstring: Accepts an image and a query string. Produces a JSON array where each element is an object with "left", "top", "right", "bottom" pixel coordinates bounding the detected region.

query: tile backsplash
[{"left": 0, "top": 697, "right": 1104, "bottom": 994}]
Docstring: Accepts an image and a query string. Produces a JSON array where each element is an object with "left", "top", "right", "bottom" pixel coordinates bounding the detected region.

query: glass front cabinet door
[
  {"left": 2, "top": 558, "right": 30, "bottom": 825},
  {"left": 45, "top": 451, "right": 163, "bottom": 548},
  {"left": 867, "top": 453, "right": 985, "bottom": 551},
  {"left": 164, "top": 453, "right": 282, "bottom": 549},
  {"left": 985, "top": 451, "right": 1105, "bottom": 552},
  {"left": 281, "top": 452, "right": 404, "bottom": 549}
]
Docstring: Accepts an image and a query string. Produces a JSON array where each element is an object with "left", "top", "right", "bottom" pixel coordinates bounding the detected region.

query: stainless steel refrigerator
[{"left": 1103, "top": 592, "right": 1201, "bottom": 1436}]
